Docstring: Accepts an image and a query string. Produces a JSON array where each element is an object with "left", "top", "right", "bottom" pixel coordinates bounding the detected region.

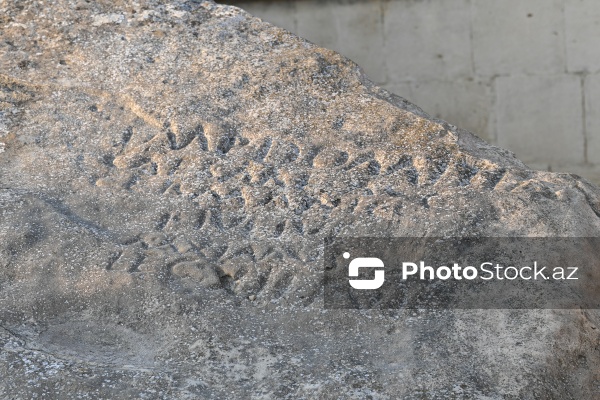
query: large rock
[{"left": 1, "top": 0, "right": 600, "bottom": 398}]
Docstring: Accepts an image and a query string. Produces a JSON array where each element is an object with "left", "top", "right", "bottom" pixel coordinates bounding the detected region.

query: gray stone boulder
[{"left": 1, "top": 0, "right": 600, "bottom": 398}]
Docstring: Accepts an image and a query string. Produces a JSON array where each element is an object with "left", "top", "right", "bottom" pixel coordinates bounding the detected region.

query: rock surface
[{"left": 1, "top": 0, "right": 600, "bottom": 398}]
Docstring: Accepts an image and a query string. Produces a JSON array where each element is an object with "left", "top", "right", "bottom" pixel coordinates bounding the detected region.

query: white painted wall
[{"left": 230, "top": 0, "right": 600, "bottom": 184}]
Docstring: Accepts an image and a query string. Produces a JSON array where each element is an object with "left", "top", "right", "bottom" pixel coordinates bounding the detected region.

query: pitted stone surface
[{"left": 1, "top": 1, "right": 600, "bottom": 398}]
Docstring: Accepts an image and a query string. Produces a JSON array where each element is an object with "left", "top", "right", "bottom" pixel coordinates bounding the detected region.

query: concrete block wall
[{"left": 229, "top": 0, "right": 600, "bottom": 184}]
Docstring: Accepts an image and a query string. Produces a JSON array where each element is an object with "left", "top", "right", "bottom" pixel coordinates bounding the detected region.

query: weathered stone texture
[
  {"left": 240, "top": 0, "right": 600, "bottom": 184},
  {"left": 1, "top": 1, "right": 600, "bottom": 398}
]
